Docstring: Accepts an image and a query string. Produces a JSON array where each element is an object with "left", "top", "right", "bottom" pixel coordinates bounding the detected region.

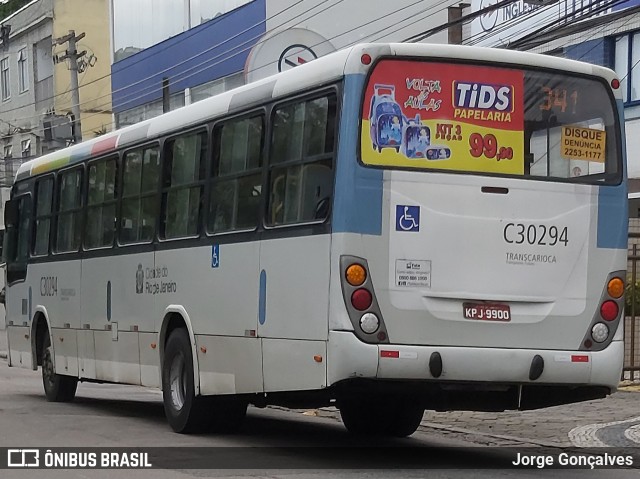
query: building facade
[
  {"left": 0, "top": 0, "right": 111, "bottom": 194},
  {"left": 109, "top": 0, "right": 450, "bottom": 127}
]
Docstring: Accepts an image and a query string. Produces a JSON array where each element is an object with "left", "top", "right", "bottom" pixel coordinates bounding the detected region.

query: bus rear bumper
[{"left": 327, "top": 331, "right": 623, "bottom": 394}]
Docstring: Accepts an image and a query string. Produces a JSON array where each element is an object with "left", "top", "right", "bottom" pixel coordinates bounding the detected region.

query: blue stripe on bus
[
  {"left": 597, "top": 183, "right": 628, "bottom": 249},
  {"left": 258, "top": 269, "right": 266, "bottom": 325},
  {"left": 597, "top": 101, "right": 628, "bottom": 250},
  {"left": 332, "top": 74, "right": 383, "bottom": 235}
]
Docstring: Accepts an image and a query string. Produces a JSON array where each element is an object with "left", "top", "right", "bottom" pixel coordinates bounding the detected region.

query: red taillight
[
  {"left": 600, "top": 300, "right": 619, "bottom": 321},
  {"left": 611, "top": 78, "right": 620, "bottom": 89},
  {"left": 351, "top": 288, "right": 372, "bottom": 311},
  {"left": 361, "top": 53, "right": 372, "bottom": 65}
]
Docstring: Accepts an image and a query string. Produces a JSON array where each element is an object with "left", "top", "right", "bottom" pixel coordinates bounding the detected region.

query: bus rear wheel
[
  {"left": 339, "top": 397, "right": 424, "bottom": 437},
  {"left": 162, "top": 328, "right": 247, "bottom": 433},
  {"left": 41, "top": 334, "right": 77, "bottom": 402}
]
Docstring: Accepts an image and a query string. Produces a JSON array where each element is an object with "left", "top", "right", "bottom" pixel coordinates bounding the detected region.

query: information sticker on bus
[{"left": 463, "top": 302, "right": 511, "bottom": 322}]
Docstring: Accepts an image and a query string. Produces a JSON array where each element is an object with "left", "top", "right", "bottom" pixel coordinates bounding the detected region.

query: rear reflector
[
  {"left": 380, "top": 350, "right": 399, "bottom": 358},
  {"left": 571, "top": 355, "right": 589, "bottom": 363}
]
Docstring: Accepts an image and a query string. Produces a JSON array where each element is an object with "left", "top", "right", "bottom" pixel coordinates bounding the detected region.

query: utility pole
[{"left": 54, "top": 31, "right": 86, "bottom": 143}]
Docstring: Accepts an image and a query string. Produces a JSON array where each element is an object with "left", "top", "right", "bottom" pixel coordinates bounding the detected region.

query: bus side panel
[
  {"left": 154, "top": 244, "right": 260, "bottom": 336},
  {"left": 196, "top": 335, "right": 263, "bottom": 395},
  {"left": 5, "top": 279, "right": 32, "bottom": 369},
  {"left": 262, "top": 339, "right": 327, "bottom": 392},
  {"left": 139, "top": 332, "right": 160, "bottom": 387},
  {"left": 257, "top": 235, "right": 330, "bottom": 340},
  {"left": 30, "top": 262, "right": 80, "bottom": 377},
  {"left": 84, "top": 254, "right": 149, "bottom": 385},
  {"left": 154, "top": 244, "right": 261, "bottom": 393},
  {"left": 7, "top": 326, "right": 31, "bottom": 369}
]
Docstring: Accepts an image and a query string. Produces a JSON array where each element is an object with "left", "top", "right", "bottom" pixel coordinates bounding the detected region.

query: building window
[
  {"left": 21, "top": 138, "right": 30, "bottom": 159},
  {"left": 1, "top": 57, "right": 10, "bottom": 100},
  {"left": 18, "top": 48, "right": 28, "bottom": 93},
  {"left": 614, "top": 32, "right": 640, "bottom": 103},
  {"left": 4, "top": 143, "right": 13, "bottom": 183}
]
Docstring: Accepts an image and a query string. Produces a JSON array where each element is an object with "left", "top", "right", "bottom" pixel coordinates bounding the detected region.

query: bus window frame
[
  {"left": 159, "top": 126, "right": 208, "bottom": 242},
  {"left": 118, "top": 141, "right": 161, "bottom": 247},
  {"left": 84, "top": 154, "right": 120, "bottom": 251},
  {"left": 52, "top": 164, "right": 85, "bottom": 256},
  {"left": 6, "top": 191, "right": 32, "bottom": 285},
  {"left": 31, "top": 173, "right": 55, "bottom": 258},
  {"left": 263, "top": 87, "right": 339, "bottom": 230},
  {"left": 206, "top": 109, "right": 266, "bottom": 237}
]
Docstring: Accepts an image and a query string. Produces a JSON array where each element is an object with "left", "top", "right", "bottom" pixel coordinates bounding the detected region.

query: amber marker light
[
  {"left": 346, "top": 264, "right": 367, "bottom": 286},
  {"left": 607, "top": 278, "right": 624, "bottom": 299}
]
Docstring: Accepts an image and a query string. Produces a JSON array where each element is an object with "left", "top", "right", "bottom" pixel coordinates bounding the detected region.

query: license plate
[{"left": 463, "top": 302, "right": 511, "bottom": 322}]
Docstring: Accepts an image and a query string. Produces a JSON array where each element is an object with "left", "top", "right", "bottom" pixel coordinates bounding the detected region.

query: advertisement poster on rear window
[{"left": 361, "top": 60, "right": 524, "bottom": 175}]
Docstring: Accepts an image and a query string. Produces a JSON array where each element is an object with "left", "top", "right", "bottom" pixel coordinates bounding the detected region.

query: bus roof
[{"left": 16, "top": 42, "right": 620, "bottom": 183}]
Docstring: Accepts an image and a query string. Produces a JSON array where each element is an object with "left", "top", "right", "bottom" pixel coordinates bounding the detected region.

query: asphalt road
[{"left": 1, "top": 356, "right": 639, "bottom": 479}]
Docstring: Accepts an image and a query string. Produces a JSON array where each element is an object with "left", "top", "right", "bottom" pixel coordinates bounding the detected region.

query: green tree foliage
[
  {"left": 0, "top": 0, "right": 32, "bottom": 20},
  {"left": 625, "top": 279, "right": 640, "bottom": 316}
]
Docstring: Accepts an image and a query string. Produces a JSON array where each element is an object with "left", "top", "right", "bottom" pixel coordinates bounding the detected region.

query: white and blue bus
[{"left": 3, "top": 43, "right": 628, "bottom": 436}]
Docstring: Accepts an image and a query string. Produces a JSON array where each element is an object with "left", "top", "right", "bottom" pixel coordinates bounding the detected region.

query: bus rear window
[{"left": 360, "top": 59, "right": 620, "bottom": 183}]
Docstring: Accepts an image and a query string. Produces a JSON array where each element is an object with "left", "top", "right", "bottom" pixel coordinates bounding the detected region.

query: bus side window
[
  {"left": 208, "top": 115, "right": 263, "bottom": 234},
  {"left": 121, "top": 146, "right": 159, "bottom": 244},
  {"left": 267, "top": 93, "right": 336, "bottom": 226},
  {"left": 161, "top": 131, "right": 206, "bottom": 240},
  {"left": 85, "top": 157, "right": 117, "bottom": 249},
  {"left": 32, "top": 176, "right": 54, "bottom": 256},
  {"left": 301, "top": 162, "right": 332, "bottom": 220},
  {"left": 6, "top": 195, "right": 31, "bottom": 284}
]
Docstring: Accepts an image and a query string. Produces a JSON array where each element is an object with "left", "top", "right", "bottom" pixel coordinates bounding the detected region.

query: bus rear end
[{"left": 329, "top": 45, "right": 627, "bottom": 428}]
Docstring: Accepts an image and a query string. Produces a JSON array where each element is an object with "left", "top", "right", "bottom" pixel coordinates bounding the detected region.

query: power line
[
  {"left": 6, "top": 0, "right": 458, "bottom": 139},
  {"left": 0, "top": 0, "right": 313, "bottom": 119}
]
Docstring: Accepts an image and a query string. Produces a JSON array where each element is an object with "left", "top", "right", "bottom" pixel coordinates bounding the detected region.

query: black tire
[
  {"left": 383, "top": 404, "right": 425, "bottom": 437},
  {"left": 41, "top": 334, "right": 77, "bottom": 402},
  {"left": 340, "top": 397, "right": 424, "bottom": 438},
  {"left": 162, "top": 328, "right": 247, "bottom": 433},
  {"left": 339, "top": 399, "right": 379, "bottom": 436}
]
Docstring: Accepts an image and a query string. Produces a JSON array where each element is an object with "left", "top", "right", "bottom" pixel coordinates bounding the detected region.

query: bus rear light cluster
[
  {"left": 340, "top": 256, "right": 389, "bottom": 343},
  {"left": 581, "top": 272, "right": 625, "bottom": 351}
]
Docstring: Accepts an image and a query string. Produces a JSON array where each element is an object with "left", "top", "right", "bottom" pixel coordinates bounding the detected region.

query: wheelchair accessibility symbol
[{"left": 396, "top": 205, "right": 420, "bottom": 232}]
